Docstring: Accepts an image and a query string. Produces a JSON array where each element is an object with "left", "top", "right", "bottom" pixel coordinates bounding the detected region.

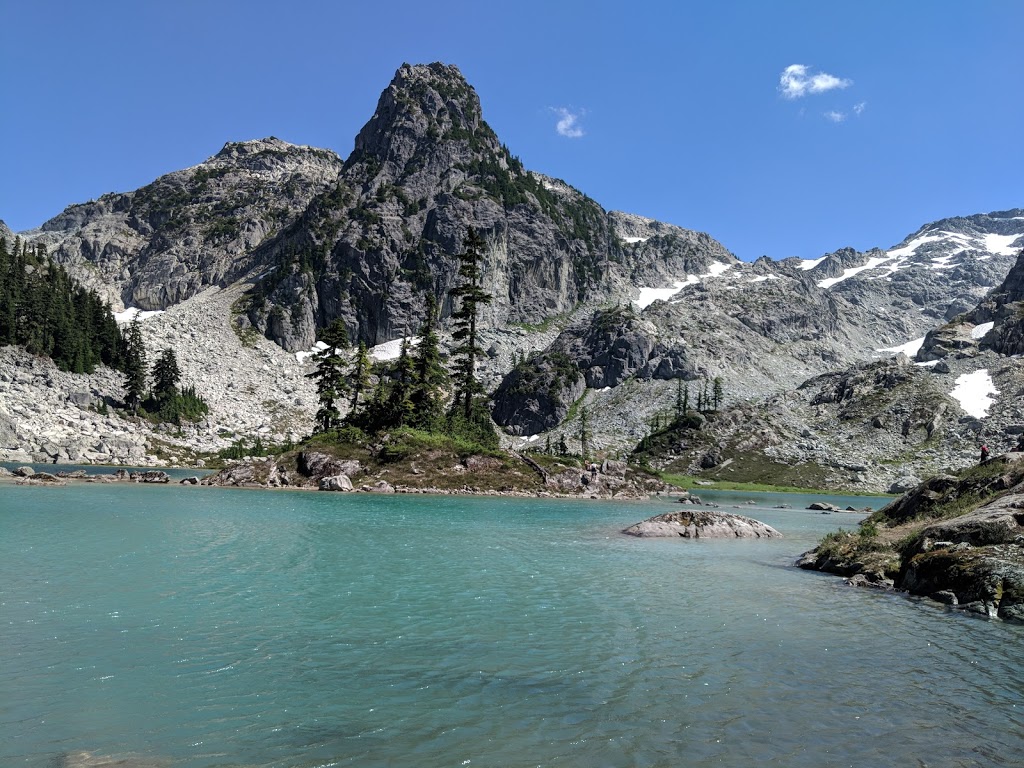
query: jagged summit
[{"left": 350, "top": 63, "right": 492, "bottom": 170}]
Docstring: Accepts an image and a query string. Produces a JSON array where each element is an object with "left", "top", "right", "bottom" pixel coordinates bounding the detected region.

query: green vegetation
[
  {"left": 0, "top": 236, "right": 124, "bottom": 374},
  {"left": 660, "top": 473, "right": 844, "bottom": 495}
]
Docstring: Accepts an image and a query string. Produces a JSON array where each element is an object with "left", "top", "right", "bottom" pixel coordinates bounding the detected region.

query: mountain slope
[{"left": 24, "top": 138, "right": 343, "bottom": 309}]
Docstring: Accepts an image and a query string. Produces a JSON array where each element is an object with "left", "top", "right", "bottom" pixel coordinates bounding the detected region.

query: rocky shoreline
[{"left": 797, "top": 452, "right": 1024, "bottom": 622}]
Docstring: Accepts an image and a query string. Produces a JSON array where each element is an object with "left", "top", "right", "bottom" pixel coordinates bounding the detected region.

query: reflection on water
[{"left": 1, "top": 485, "right": 1021, "bottom": 767}]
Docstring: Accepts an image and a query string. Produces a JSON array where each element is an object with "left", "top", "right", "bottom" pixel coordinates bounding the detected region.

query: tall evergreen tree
[
  {"left": 122, "top": 318, "right": 147, "bottom": 414},
  {"left": 307, "top": 319, "right": 349, "bottom": 433},
  {"left": 349, "top": 340, "right": 372, "bottom": 416},
  {"left": 410, "top": 293, "right": 447, "bottom": 429},
  {"left": 387, "top": 336, "right": 417, "bottom": 426},
  {"left": 579, "top": 406, "right": 591, "bottom": 462},
  {"left": 448, "top": 228, "right": 492, "bottom": 419},
  {"left": 151, "top": 348, "right": 182, "bottom": 403}
]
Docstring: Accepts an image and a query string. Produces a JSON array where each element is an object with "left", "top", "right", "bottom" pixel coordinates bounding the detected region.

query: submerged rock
[{"left": 622, "top": 509, "right": 781, "bottom": 539}]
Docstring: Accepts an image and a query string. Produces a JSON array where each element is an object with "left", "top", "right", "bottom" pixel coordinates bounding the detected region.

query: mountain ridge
[{"left": 1, "top": 62, "right": 1022, "bottom": 488}]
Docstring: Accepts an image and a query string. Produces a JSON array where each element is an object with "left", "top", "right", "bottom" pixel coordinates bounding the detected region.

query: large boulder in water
[{"left": 623, "top": 509, "right": 781, "bottom": 539}]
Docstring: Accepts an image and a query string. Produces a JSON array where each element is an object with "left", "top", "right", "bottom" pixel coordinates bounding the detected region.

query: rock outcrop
[
  {"left": 622, "top": 509, "right": 781, "bottom": 538},
  {"left": 26, "top": 138, "right": 343, "bottom": 311},
  {"left": 798, "top": 453, "right": 1024, "bottom": 622}
]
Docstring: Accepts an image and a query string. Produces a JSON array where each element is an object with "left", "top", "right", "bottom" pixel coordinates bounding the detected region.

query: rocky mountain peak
[{"left": 348, "top": 62, "right": 497, "bottom": 182}]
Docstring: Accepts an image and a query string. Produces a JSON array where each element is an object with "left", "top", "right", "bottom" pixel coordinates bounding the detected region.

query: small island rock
[{"left": 622, "top": 510, "right": 782, "bottom": 539}]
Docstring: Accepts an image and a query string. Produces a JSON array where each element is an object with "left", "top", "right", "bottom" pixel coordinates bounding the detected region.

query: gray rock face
[
  {"left": 622, "top": 509, "right": 781, "bottom": 538},
  {"left": 319, "top": 474, "right": 353, "bottom": 491},
  {"left": 24, "top": 137, "right": 343, "bottom": 310},
  {"left": 243, "top": 63, "right": 742, "bottom": 352},
  {"left": 492, "top": 351, "right": 585, "bottom": 435}
]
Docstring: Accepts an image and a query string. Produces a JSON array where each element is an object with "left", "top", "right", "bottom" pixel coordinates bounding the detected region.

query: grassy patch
[{"left": 660, "top": 473, "right": 849, "bottom": 495}]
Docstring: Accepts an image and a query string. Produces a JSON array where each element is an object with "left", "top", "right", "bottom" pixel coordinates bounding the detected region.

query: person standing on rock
[
  {"left": 980, "top": 444, "right": 990, "bottom": 463},
  {"left": 1015, "top": 434, "right": 1024, "bottom": 453}
]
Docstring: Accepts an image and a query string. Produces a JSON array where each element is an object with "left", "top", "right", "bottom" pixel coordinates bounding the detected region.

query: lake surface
[{"left": 2, "top": 482, "right": 1022, "bottom": 767}]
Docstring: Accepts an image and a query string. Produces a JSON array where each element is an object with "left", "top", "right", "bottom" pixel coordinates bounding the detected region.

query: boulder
[
  {"left": 370, "top": 480, "right": 396, "bottom": 494},
  {"left": 888, "top": 475, "right": 921, "bottom": 494},
  {"left": 136, "top": 470, "right": 170, "bottom": 483},
  {"left": 622, "top": 509, "right": 781, "bottom": 539},
  {"left": 14, "top": 466, "right": 35, "bottom": 477},
  {"left": 319, "top": 474, "right": 353, "bottom": 492},
  {"left": 807, "top": 501, "right": 841, "bottom": 512},
  {"left": 179, "top": 476, "right": 200, "bottom": 485},
  {"left": 298, "top": 451, "right": 362, "bottom": 480},
  {"left": 675, "top": 491, "right": 704, "bottom": 505}
]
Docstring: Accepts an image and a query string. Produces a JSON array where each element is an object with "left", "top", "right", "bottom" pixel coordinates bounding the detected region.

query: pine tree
[
  {"left": 448, "top": 228, "right": 492, "bottom": 419},
  {"left": 579, "top": 406, "right": 590, "bottom": 462},
  {"left": 151, "top": 348, "right": 181, "bottom": 403},
  {"left": 410, "top": 293, "right": 447, "bottom": 429},
  {"left": 307, "top": 319, "right": 349, "bottom": 433},
  {"left": 123, "top": 318, "right": 147, "bottom": 414},
  {"left": 387, "top": 336, "right": 417, "bottom": 426},
  {"left": 558, "top": 432, "right": 568, "bottom": 455},
  {"left": 349, "top": 340, "right": 372, "bottom": 416},
  {"left": 712, "top": 376, "right": 724, "bottom": 411}
]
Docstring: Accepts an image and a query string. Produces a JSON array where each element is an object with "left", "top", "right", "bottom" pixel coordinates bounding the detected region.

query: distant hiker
[
  {"left": 980, "top": 444, "right": 990, "bottom": 463},
  {"left": 1016, "top": 434, "right": 1024, "bottom": 453}
]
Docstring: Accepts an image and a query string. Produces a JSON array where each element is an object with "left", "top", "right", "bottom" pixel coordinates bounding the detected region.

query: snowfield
[{"left": 950, "top": 369, "right": 997, "bottom": 418}]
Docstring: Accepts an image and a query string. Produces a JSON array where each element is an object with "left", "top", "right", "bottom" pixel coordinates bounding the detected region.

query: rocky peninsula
[{"left": 798, "top": 451, "right": 1024, "bottom": 622}]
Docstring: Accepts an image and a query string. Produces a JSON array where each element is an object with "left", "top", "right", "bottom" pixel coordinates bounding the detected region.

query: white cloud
[
  {"left": 853, "top": 101, "right": 867, "bottom": 116},
  {"left": 824, "top": 110, "right": 847, "bottom": 123},
  {"left": 553, "top": 107, "right": 585, "bottom": 138},
  {"left": 779, "top": 64, "right": 853, "bottom": 99}
]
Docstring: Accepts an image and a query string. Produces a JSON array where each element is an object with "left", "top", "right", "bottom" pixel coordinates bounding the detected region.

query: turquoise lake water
[{"left": 1, "top": 482, "right": 1022, "bottom": 767}]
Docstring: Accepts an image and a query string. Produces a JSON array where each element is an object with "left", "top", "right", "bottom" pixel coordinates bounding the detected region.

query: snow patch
[
  {"left": 370, "top": 337, "right": 420, "bottom": 362},
  {"left": 622, "top": 236, "right": 649, "bottom": 244},
  {"left": 818, "top": 255, "right": 892, "bottom": 289},
  {"left": 295, "top": 341, "right": 329, "bottom": 364},
  {"left": 950, "top": 369, "right": 997, "bottom": 418},
  {"left": 914, "top": 360, "right": 942, "bottom": 368},
  {"left": 634, "top": 277, "right": 697, "bottom": 309},
  {"left": 705, "top": 262, "right": 733, "bottom": 277},
  {"left": 799, "top": 256, "right": 826, "bottom": 271},
  {"left": 984, "top": 233, "right": 1021, "bottom": 256},
  {"left": 970, "top": 321, "right": 995, "bottom": 340},
  {"left": 114, "top": 307, "right": 165, "bottom": 325},
  {"left": 879, "top": 337, "right": 925, "bottom": 357}
]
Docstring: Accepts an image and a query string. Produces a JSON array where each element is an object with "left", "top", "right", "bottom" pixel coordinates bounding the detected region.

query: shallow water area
[{"left": 2, "top": 481, "right": 1022, "bottom": 767}]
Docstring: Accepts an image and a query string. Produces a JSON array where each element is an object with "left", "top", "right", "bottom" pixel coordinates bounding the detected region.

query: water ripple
[{"left": 1, "top": 487, "right": 1022, "bottom": 767}]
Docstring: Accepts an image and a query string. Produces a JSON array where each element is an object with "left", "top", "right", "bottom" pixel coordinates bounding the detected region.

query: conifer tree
[
  {"left": 387, "top": 336, "right": 416, "bottom": 426},
  {"left": 307, "top": 319, "right": 349, "bottom": 433},
  {"left": 712, "top": 376, "right": 724, "bottom": 411},
  {"left": 123, "top": 318, "right": 147, "bottom": 414},
  {"left": 410, "top": 293, "right": 447, "bottom": 429},
  {"left": 580, "top": 407, "right": 593, "bottom": 462},
  {"left": 448, "top": 228, "right": 492, "bottom": 419},
  {"left": 349, "top": 340, "right": 372, "bottom": 416},
  {"left": 151, "top": 348, "right": 181, "bottom": 403}
]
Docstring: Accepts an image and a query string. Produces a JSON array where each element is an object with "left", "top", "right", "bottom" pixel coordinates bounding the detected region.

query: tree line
[
  {"left": 1, "top": 236, "right": 207, "bottom": 424},
  {"left": 0, "top": 236, "right": 123, "bottom": 373},
  {"left": 307, "top": 228, "right": 497, "bottom": 449}
]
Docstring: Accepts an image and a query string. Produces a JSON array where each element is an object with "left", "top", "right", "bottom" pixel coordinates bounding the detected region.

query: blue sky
[{"left": 2, "top": 0, "right": 1021, "bottom": 261}]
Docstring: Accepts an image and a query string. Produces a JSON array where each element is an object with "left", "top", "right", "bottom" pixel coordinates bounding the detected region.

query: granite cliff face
[
  {"left": 240, "top": 63, "right": 740, "bottom": 351},
  {"left": 24, "top": 138, "right": 343, "bottom": 310}
]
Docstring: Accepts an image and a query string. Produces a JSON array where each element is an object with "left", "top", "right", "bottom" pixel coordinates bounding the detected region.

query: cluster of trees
[
  {"left": 122, "top": 321, "right": 208, "bottom": 425},
  {"left": 308, "top": 229, "right": 497, "bottom": 449},
  {"left": 0, "top": 236, "right": 124, "bottom": 373}
]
